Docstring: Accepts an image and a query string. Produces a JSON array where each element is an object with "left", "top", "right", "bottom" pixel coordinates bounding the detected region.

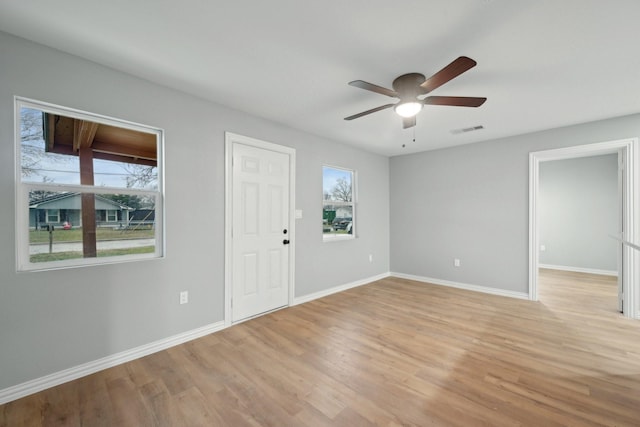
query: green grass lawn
[
  {"left": 30, "top": 245, "right": 155, "bottom": 262},
  {"left": 30, "top": 228, "right": 154, "bottom": 244}
]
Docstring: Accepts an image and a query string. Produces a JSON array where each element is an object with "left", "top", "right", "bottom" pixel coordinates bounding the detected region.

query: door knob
[{"left": 283, "top": 239, "right": 290, "bottom": 245}]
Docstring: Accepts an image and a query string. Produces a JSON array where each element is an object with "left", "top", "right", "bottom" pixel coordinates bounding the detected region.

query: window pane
[
  {"left": 21, "top": 107, "right": 80, "bottom": 185},
  {"left": 28, "top": 190, "right": 156, "bottom": 263},
  {"left": 20, "top": 107, "right": 158, "bottom": 189},
  {"left": 322, "top": 205, "right": 353, "bottom": 236},
  {"left": 322, "top": 166, "right": 352, "bottom": 202}
]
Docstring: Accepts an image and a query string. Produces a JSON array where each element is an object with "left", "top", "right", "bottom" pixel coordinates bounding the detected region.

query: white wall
[
  {"left": 539, "top": 154, "right": 618, "bottom": 272},
  {"left": 0, "top": 32, "right": 390, "bottom": 392},
  {"left": 390, "top": 114, "right": 640, "bottom": 294}
]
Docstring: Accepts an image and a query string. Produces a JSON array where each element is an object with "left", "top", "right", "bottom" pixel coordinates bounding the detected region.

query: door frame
[
  {"left": 224, "top": 132, "right": 296, "bottom": 326},
  {"left": 528, "top": 138, "right": 639, "bottom": 319}
]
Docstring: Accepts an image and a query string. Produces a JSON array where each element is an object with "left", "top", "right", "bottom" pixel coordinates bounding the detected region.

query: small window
[
  {"left": 45, "top": 209, "right": 60, "bottom": 223},
  {"left": 106, "top": 210, "right": 117, "bottom": 222},
  {"left": 323, "top": 165, "right": 355, "bottom": 240},
  {"left": 16, "top": 97, "right": 164, "bottom": 271}
]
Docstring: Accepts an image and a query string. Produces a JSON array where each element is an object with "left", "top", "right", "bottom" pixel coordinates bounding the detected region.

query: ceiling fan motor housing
[{"left": 392, "top": 73, "right": 426, "bottom": 101}]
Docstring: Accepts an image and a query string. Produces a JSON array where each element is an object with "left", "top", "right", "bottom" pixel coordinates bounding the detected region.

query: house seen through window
[
  {"left": 16, "top": 98, "right": 164, "bottom": 271},
  {"left": 322, "top": 165, "right": 355, "bottom": 240}
]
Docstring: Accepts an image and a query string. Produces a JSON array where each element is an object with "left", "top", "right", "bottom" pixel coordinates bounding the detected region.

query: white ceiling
[{"left": 1, "top": 0, "right": 639, "bottom": 157}]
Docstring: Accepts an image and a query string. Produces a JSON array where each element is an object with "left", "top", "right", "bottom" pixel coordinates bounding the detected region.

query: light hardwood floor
[{"left": 2, "top": 269, "right": 640, "bottom": 426}]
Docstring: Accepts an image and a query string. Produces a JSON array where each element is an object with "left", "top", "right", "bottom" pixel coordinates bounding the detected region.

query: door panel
[
  {"left": 268, "top": 248, "right": 282, "bottom": 289},
  {"left": 242, "top": 182, "right": 259, "bottom": 235},
  {"left": 232, "top": 142, "right": 290, "bottom": 322},
  {"left": 242, "top": 252, "right": 258, "bottom": 296}
]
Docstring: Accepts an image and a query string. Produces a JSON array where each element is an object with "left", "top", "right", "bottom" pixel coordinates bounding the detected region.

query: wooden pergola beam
[
  {"left": 79, "top": 146, "right": 97, "bottom": 258},
  {"left": 91, "top": 141, "right": 157, "bottom": 162},
  {"left": 73, "top": 119, "right": 99, "bottom": 151}
]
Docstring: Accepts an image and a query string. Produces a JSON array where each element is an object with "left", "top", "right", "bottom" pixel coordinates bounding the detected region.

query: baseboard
[
  {"left": 539, "top": 264, "right": 618, "bottom": 277},
  {"left": 293, "top": 272, "right": 391, "bottom": 305},
  {"left": 0, "top": 321, "right": 225, "bottom": 405},
  {"left": 390, "top": 272, "right": 530, "bottom": 300}
]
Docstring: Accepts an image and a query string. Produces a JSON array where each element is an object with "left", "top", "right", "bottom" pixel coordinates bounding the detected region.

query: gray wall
[
  {"left": 390, "top": 114, "right": 640, "bottom": 294},
  {"left": 539, "top": 155, "right": 618, "bottom": 271},
  {"left": 0, "top": 32, "right": 389, "bottom": 390}
]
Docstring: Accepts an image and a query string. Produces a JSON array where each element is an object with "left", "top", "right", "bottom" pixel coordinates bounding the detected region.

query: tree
[
  {"left": 119, "top": 163, "right": 158, "bottom": 209},
  {"left": 331, "top": 177, "right": 352, "bottom": 202},
  {"left": 122, "top": 163, "right": 158, "bottom": 190},
  {"left": 28, "top": 176, "right": 58, "bottom": 204},
  {"left": 20, "top": 108, "right": 45, "bottom": 178},
  {"left": 20, "top": 107, "right": 72, "bottom": 181}
]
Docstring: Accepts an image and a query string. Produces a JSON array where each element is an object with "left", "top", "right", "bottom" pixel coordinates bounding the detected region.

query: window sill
[{"left": 323, "top": 234, "right": 355, "bottom": 243}]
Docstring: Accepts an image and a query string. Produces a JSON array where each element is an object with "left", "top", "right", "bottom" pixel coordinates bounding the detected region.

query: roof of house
[{"left": 29, "top": 192, "right": 133, "bottom": 210}]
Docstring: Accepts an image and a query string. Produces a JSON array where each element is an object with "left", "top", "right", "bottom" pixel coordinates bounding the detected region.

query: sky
[{"left": 322, "top": 166, "right": 352, "bottom": 195}]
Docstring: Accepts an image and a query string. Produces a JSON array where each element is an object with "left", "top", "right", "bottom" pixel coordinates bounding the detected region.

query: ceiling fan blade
[
  {"left": 349, "top": 80, "right": 398, "bottom": 98},
  {"left": 423, "top": 96, "right": 487, "bottom": 107},
  {"left": 344, "top": 104, "right": 395, "bottom": 120},
  {"left": 419, "top": 56, "right": 478, "bottom": 94},
  {"left": 402, "top": 116, "right": 416, "bottom": 129}
]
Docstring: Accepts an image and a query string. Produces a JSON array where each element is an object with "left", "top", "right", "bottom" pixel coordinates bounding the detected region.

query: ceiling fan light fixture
[{"left": 394, "top": 101, "right": 422, "bottom": 118}]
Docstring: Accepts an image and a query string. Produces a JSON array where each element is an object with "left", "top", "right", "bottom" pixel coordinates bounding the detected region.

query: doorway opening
[
  {"left": 537, "top": 154, "right": 620, "bottom": 314},
  {"left": 529, "top": 138, "right": 639, "bottom": 319}
]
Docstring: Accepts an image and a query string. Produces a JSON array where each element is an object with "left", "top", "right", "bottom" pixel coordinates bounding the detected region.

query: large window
[
  {"left": 323, "top": 165, "right": 355, "bottom": 240},
  {"left": 16, "top": 97, "right": 164, "bottom": 271}
]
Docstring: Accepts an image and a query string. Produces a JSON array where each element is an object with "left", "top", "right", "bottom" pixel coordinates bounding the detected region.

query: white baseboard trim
[
  {"left": 293, "top": 272, "right": 391, "bottom": 306},
  {"left": 390, "top": 272, "right": 530, "bottom": 300},
  {"left": 539, "top": 264, "right": 618, "bottom": 277},
  {"left": 0, "top": 321, "right": 225, "bottom": 405}
]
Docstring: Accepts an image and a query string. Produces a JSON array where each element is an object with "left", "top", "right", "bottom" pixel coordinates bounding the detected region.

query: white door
[{"left": 231, "top": 142, "right": 290, "bottom": 322}]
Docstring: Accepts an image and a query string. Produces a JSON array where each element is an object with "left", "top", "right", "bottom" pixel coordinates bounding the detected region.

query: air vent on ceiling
[{"left": 450, "top": 125, "right": 484, "bottom": 135}]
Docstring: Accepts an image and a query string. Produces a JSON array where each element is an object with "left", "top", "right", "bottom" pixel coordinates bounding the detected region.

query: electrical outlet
[
  {"left": 454, "top": 258, "right": 461, "bottom": 267},
  {"left": 540, "top": 244, "right": 546, "bottom": 252},
  {"left": 369, "top": 254, "right": 373, "bottom": 263},
  {"left": 179, "top": 291, "right": 189, "bottom": 305}
]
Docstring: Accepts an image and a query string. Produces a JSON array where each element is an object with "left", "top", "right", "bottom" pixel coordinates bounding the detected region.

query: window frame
[
  {"left": 15, "top": 97, "right": 165, "bottom": 272},
  {"left": 322, "top": 164, "right": 356, "bottom": 242}
]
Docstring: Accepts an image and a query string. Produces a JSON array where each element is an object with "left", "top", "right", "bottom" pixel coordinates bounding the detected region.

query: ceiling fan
[{"left": 344, "top": 56, "right": 486, "bottom": 129}]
